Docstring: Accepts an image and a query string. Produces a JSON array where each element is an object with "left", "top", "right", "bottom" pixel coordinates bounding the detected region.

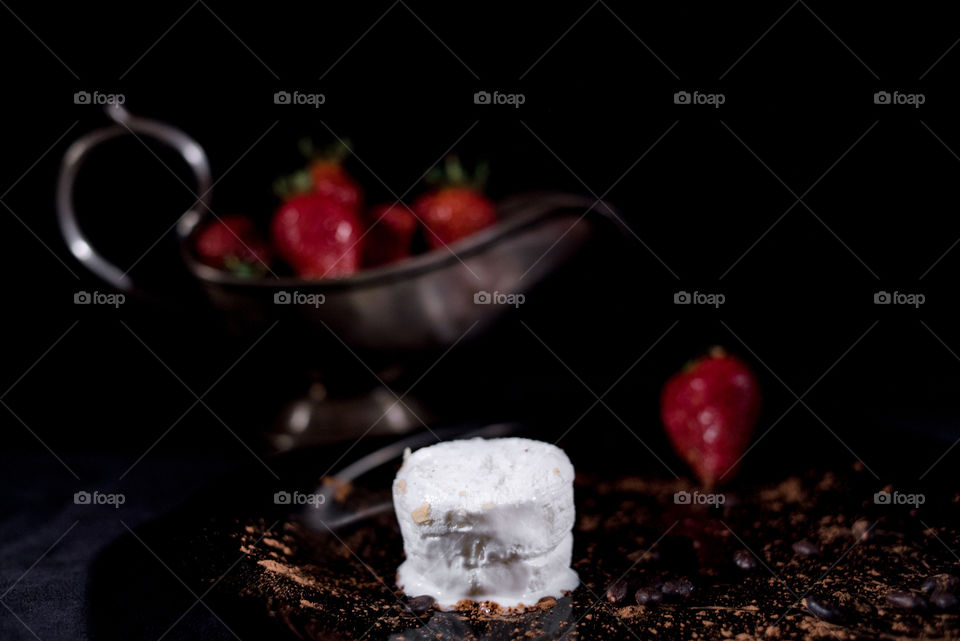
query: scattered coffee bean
[
  {"left": 733, "top": 549, "right": 757, "bottom": 570},
  {"left": 886, "top": 590, "right": 927, "bottom": 611},
  {"left": 803, "top": 594, "right": 844, "bottom": 622},
  {"left": 851, "top": 519, "right": 873, "bottom": 542},
  {"left": 406, "top": 595, "right": 435, "bottom": 614},
  {"left": 606, "top": 580, "right": 628, "bottom": 603},
  {"left": 635, "top": 587, "right": 662, "bottom": 606},
  {"left": 792, "top": 539, "right": 820, "bottom": 557},
  {"left": 661, "top": 578, "right": 694, "bottom": 600},
  {"left": 921, "top": 573, "right": 960, "bottom": 595},
  {"left": 930, "top": 590, "right": 958, "bottom": 610}
]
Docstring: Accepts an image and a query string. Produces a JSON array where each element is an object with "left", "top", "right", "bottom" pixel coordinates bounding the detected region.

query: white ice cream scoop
[{"left": 392, "top": 437, "right": 579, "bottom": 608}]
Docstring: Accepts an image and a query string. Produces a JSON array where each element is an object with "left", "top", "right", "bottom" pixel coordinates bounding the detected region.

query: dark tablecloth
[{"left": 0, "top": 450, "right": 240, "bottom": 641}]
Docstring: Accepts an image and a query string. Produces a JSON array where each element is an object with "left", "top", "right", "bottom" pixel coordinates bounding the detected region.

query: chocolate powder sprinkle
[{"left": 178, "top": 466, "right": 959, "bottom": 640}]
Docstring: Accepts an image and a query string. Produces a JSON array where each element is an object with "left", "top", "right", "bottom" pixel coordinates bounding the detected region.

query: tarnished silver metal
[
  {"left": 188, "top": 189, "right": 602, "bottom": 352},
  {"left": 56, "top": 109, "right": 619, "bottom": 354},
  {"left": 57, "top": 104, "right": 212, "bottom": 293},
  {"left": 56, "top": 108, "right": 622, "bottom": 444}
]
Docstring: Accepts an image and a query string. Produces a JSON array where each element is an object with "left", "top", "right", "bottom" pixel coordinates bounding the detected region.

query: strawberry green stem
[{"left": 426, "top": 154, "right": 490, "bottom": 191}]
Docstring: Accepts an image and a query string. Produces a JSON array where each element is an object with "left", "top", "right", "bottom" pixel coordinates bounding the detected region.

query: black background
[{"left": 2, "top": 2, "right": 960, "bottom": 638}]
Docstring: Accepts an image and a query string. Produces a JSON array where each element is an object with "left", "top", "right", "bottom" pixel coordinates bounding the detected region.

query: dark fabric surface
[{"left": 0, "top": 450, "right": 239, "bottom": 641}]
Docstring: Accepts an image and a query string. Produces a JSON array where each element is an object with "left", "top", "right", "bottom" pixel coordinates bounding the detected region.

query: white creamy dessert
[{"left": 392, "top": 437, "right": 578, "bottom": 608}]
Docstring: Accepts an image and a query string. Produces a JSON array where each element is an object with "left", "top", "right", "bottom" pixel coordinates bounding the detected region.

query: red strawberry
[
  {"left": 309, "top": 159, "right": 362, "bottom": 211},
  {"left": 194, "top": 214, "right": 271, "bottom": 276},
  {"left": 413, "top": 156, "right": 497, "bottom": 249},
  {"left": 361, "top": 203, "right": 417, "bottom": 267},
  {"left": 660, "top": 347, "right": 761, "bottom": 488},
  {"left": 274, "top": 139, "right": 363, "bottom": 211},
  {"left": 271, "top": 193, "right": 362, "bottom": 278}
]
